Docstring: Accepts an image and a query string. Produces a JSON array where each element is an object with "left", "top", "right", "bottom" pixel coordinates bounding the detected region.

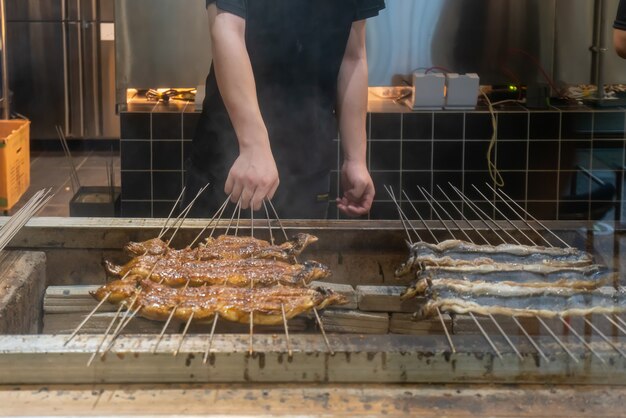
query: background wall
[{"left": 367, "top": 0, "right": 626, "bottom": 86}]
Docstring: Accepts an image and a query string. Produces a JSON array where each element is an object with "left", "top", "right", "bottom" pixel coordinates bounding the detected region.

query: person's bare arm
[
  {"left": 208, "top": 4, "right": 279, "bottom": 210},
  {"left": 336, "top": 20, "right": 375, "bottom": 217},
  {"left": 614, "top": 29, "right": 626, "bottom": 59}
]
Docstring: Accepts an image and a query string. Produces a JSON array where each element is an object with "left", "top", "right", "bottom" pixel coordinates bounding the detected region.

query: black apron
[{"left": 184, "top": 1, "right": 357, "bottom": 219}]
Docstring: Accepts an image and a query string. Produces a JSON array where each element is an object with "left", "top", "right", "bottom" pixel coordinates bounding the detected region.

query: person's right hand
[{"left": 224, "top": 142, "right": 279, "bottom": 211}]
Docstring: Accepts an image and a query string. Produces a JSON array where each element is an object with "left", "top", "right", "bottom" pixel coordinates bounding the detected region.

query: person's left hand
[{"left": 337, "top": 160, "right": 375, "bottom": 217}]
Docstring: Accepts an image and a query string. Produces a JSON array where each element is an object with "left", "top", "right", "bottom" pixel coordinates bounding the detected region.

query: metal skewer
[
  {"left": 313, "top": 307, "right": 333, "bottom": 355},
  {"left": 266, "top": 199, "right": 289, "bottom": 244},
  {"left": 153, "top": 306, "right": 178, "bottom": 354},
  {"left": 559, "top": 316, "right": 606, "bottom": 364},
  {"left": 449, "top": 183, "right": 509, "bottom": 244},
  {"left": 471, "top": 185, "right": 536, "bottom": 246},
  {"left": 605, "top": 315, "right": 626, "bottom": 335},
  {"left": 487, "top": 184, "right": 553, "bottom": 247},
  {"left": 512, "top": 316, "right": 550, "bottom": 363},
  {"left": 87, "top": 303, "right": 124, "bottom": 367},
  {"left": 436, "top": 307, "right": 456, "bottom": 353},
  {"left": 436, "top": 185, "right": 490, "bottom": 245},
  {"left": 174, "top": 311, "right": 195, "bottom": 357},
  {"left": 469, "top": 312, "right": 502, "bottom": 360},
  {"left": 251, "top": 206, "right": 254, "bottom": 238},
  {"left": 248, "top": 311, "right": 254, "bottom": 356},
  {"left": 615, "top": 315, "right": 626, "bottom": 330},
  {"left": 189, "top": 195, "right": 231, "bottom": 248},
  {"left": 266, "top": 198, "right": 334, "bottom": 354},
  {"left": 65, "top": 292, "right": 110, "bottom": 345},
  {"left": 225, "top": 199, "right": 242, "bottom": 236},
  {"left": 422, "top": 187, "right": 472, "bottom": 242},
  {"left": 536, "top": 316, "right": 579, "bottom": 363},
  {"left": 263, "top": 200, "right": 275, "bottom": 245},
  {"left": 418, "top": 186, "right": 456, "bottom": 240},
  {"left": 234, "top": 200, "right": 242, "bottom": 237},
  {"left": 400, "top": 190, "right": 435, "bottom": 243},
  {"left": 100, "top": 301, "right": 141, "bottom": 358},
  {"left": 584, "top": 317, "right": 626, "bottom": 358},
  {"left": 487, "top": 185, "right": 571, "bottom": 248},
  {"left": 281, "top": 304, "right": 293, "bottom": 357},
  {"left": 202, "top": 314, "right": 220, "bottom": 365},
  {"left": 384, "top": 186, "right": 418, "bottom": 243},
  {"left": 488, "top": 314, "right": 523, "bottom": 360},
  {"left": 158, "top": 187, "right": 187, "bottom": 238}
]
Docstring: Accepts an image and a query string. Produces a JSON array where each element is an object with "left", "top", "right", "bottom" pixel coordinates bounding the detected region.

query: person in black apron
[{"left": 184, "top": 0, "right": 385, "bottom": 219}]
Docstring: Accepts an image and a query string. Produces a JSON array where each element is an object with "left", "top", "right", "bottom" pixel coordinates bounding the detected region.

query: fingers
[
  {"left": 337, "top": 182, "right": 375, "bottom": 217},
  {"left": 226, "top": 172, "right": 279, "bottom": 211}
]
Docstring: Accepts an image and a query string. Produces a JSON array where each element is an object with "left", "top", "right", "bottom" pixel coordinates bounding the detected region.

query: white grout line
[{"left": 555, "top": 110, "right": 562, "bottom": 221}]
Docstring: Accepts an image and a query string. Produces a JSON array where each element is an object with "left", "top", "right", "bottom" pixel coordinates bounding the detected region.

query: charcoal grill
[{"left": 0, "top": 185, "right": 624, "bottom": 385}]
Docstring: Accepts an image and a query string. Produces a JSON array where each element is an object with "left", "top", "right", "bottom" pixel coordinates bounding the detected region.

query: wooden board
[
  {"left": 0, "top": 334, "right": 625, "bottom": 385},
  {"left": 356, "top": 285, "right": 423, "bottom": 313},
  {"left": 309, "top": 281, "right": 357, "bottom": 309},
  {"left": 390, "top": 313, "right": 451, "bottom": 335},
  {"left": 44, "top": 285, "right": 115, "bottom": 313},
  {"left": 0, "top": 384, "right": 624, "bottom": 417},
  {"left": 320, "top": 309, "right": 389, "bottom": 334}
]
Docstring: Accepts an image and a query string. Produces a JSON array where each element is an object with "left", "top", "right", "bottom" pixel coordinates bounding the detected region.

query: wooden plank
[
  {"left": 390, "top": 313, "right": 451, "bottom": 335},
  {"left": 309, "top": 281, "right": 357, "bottom": 309},
  {"left": 44, "top": 285, "right": 117, "bottom": 313},
  {"left": 0, "top": 334, "right": 624, "bottom": 385},
  {"left": 43, "top": 312, "right": 178, "bottom": 335},
  {"left": 0, "top": 251, "right": 46, "bottom": 334},
  {"left": 0, "top": 384, "right": 624, "bottom": 417},
  {"left": 356, "top": 285, "right": 423, "bottom": 313},
  {"left": 320, "top": 309, "right": 389, "bottom": 334}
]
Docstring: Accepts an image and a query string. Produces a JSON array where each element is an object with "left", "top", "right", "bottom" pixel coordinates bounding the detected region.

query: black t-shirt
[
  {"left": 187, "top": 0, "right": 384, "bottom": 217},
  {"left": 207, "top": 0, "right": 385, "bottom": 21},
  {"left": 616, "top": 0, "right": 626, "bottom": 30}
]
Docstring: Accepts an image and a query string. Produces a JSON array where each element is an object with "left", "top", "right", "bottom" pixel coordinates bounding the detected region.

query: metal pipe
[
  {"left": 591, "top": 0, "right": 607, "bottom": 101},
  {"left": 0, "top": 0, "right": 9, "bottom": 119}
]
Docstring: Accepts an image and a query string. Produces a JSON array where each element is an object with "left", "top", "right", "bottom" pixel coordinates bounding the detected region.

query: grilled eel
[
  {"left": 104, "top": 256, "right": 331, "bottom": 288},
  {"left": 124, "top": 233, "right": 318, "bottom": 262},
  {"left": 401, "top": 264, "right": 616, "bottom": 299},
  {"left": 396, "top": 240, "right": 594, "bottom": 277},
  {"left": 417, "top": 279, "right": 626, "bottom": 319},
  {"left": 91, "top": 278, "right": 347, "bottom": 325}
]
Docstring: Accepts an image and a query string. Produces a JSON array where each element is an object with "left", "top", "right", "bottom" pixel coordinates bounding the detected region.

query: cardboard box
[{"left": 0, "top": 120, "right": 30, "bottom": 210}]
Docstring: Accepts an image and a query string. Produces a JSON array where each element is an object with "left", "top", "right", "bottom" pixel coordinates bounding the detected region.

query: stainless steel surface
[
  {"left": 0, "top": 0, "right": 10, "bottom": 119},
  {"left": 7, "top": 21, "right": 66, "bottom": 138},
  {"left": 592, "top": 0, "right": 608, "bottom": 99},
  {"left": 367, "top": 0, "right": 557, "bottom": 86},
  {"left": 5, "top": 0, "right": 63, "bottom": 21},
  {"left": 6, "top": 0, "right": 118, "bottom": 139},
  {"left": 115, "top": 0, "right": 211, "bottom": 105}
]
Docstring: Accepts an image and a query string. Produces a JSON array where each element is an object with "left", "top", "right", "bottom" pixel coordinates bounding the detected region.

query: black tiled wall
[
  {"left": 121, "top": 108, "right": 626, "bottom": 221},
  {"left": 120, "top": 110, "right": 194, "bottom": 218}
]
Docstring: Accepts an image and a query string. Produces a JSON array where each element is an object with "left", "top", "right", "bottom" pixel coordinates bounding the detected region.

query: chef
[
  {"left": 615, "top": 0, "right": 626, "bottom": 57},
  {"left": 184, "top": 0, "right": 384, "bottom": 219}
]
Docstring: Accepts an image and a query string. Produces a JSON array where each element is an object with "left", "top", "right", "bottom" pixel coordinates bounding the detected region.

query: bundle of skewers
[
  {"left": 76, "top": 189, "right": 346, "bottom": 364},
  {"left": 387, "top": 183, "right": 626, "bottom": 361},
  {"left": 95, "top": 231, "right": 345, "bottom": 326},
  {"left": 397, "top": 239, "right": 622, "bottom": 319}
]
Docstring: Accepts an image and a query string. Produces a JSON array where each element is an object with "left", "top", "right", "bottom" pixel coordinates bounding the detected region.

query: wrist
[
  {"left": 342, "top": 156, "right": 367, "bottom": 167},
  {"left": 237, "top": 127, "right": 270, "bottom": 152}
]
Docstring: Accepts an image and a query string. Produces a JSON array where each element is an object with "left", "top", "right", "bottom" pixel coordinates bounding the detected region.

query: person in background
[
  {"left": 614, "top": 0, "right": 626, "bottom": 58},
  {"left": 184, "top": 1, "right": 385, "bottom": 219}
]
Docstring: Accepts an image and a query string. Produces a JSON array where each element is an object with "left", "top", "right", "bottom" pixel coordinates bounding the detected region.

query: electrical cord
[{"left": 480, "top": 89, "right": 526, "bottom": 188}]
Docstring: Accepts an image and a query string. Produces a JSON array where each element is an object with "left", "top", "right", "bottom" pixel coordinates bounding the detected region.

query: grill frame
[{"left": 0, "top": 217, "right": 624, "bottom": 384}]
